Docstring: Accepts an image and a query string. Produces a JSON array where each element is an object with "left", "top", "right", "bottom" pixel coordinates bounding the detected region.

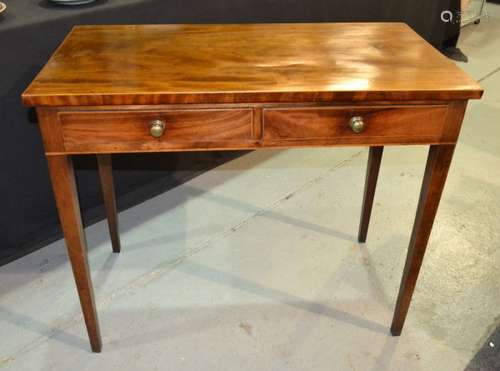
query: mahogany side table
[{"left": 22, "top": 23, "right": 483, "bottom": 352}]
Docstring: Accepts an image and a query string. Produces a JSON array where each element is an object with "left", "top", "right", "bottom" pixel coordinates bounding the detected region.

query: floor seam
[
  {"left": 3, "top": 150, "right": 364, "bottom": 360},
  {"left": 478, "top": 66, "right": 500, "bottom": 83}
]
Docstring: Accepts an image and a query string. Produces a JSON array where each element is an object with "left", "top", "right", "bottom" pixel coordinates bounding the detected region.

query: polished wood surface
[
  {"left": 36, "top": 103, "right": 461, "bottom": 155},
  {"left": 46, "top": 155, "right": 102, "bottom": 352},
  {"left": 358, "top": 146, "right": 384, "bottom": 243},
  {"left": 391, "top": 145, "right": 456, "bottom": 335},
  {"left": 22, "top": 23, "right": 482, "bottom": 106},
  {"left": 262, "top": 105, "right": 450, "bottom": 146},
  {"left": 97, "top": 154, "right": 121, "bottom": 253},
  {"left": 25, "top": 23, "right": 481, "bottom": 352},
  {"left": 59, "top": 108, "right": 253, "bottom": 153}
]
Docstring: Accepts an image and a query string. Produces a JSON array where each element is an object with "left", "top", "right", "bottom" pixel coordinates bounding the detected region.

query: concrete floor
[{"left": 1, "top": 6, "right": 500, "bottom": 370}]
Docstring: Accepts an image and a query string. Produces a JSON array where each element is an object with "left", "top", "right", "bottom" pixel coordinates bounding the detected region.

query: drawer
[
  {"left": 59, "top": 109, "right": 254, "bottom": 153},
  {"left": 262, "top": 105, "right": 451, "bottom": 146}
]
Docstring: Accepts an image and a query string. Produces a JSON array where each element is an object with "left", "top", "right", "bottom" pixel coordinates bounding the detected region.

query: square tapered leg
[
  {"left": 358, "top": 146, "right": 384, "bottom": 243},
  {"left": 47, "top": 155, "right": 102, "bottom": 352},
  {"left": 391, "top": 145, "right": 455, "bottom": 335},
  {"left": 97, "top": 154, "right": 121, "bottom": 253}
]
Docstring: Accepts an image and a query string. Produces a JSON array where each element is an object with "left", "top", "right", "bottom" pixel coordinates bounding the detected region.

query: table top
[{"left": 22, "top": 23, "right": 482, "bottom": 106}]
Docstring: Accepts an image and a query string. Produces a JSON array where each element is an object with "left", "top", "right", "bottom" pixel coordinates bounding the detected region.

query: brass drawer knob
[
  {"left": 149, "top": 119, "right": 166, "bottom": 138},
  {"left": 349, "top": 116, "right": 365, "bottom": 134}
]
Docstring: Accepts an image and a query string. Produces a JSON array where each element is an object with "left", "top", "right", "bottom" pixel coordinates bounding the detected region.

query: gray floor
[{"left": 1, "top": 6, "right": 500, "bottom": 370}]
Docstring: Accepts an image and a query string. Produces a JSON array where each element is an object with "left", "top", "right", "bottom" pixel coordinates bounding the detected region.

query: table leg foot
[
  {"left": 390, "top": 325, "right": 402, "bottom": 336},
  {"left": 390, "top": 145, "right": 455, "bottom": 335},
  {"left": 47, "top": 155, "right": 103, "bottom": 352},
  {"left": 358, "top": 146, "right": 384, "bottom": 243}
]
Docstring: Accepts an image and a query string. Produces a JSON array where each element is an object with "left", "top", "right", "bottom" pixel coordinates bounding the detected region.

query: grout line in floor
[
  {"left": 478, "top": 66, "right": 500, "bottom": 83},
  {"left": 3, "top": 149, "right": 364, "bottom": 361}
]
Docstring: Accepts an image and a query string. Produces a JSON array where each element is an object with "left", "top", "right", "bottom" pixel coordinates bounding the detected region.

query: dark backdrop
[{"left": 0, "top": 0, "right": 459, "bottom": 265}]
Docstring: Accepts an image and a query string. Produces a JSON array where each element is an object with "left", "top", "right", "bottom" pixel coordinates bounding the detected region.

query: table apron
[{"left": 36, "top": 102, "right": 467, "bottom": 155}]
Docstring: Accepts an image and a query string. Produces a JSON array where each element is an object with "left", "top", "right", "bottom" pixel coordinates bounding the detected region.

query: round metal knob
[
  {"left": 349, "top": 116, "right": 365, "bottom": 134},
  {"left": 149, "top": 119, "right": 166, "bottom": 138}
]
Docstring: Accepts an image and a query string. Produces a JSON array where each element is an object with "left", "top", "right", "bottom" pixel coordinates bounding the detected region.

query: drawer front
[
  {"left": 262, "top": 105, "right": 451, "bottom": 146},
  {"left": 59, "top": 109, "right": 253, "bottom": 152}
]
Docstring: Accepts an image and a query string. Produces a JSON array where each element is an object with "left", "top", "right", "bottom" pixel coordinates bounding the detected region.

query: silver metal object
[
  {"left": 48, "top": 0, "right": 97, "bottom": 6},
  {"left": 149, "top": 119, "right": 166, "bottom": 138},
  {"left": 461, "top": 0, "right": 487, "bottom": 27},
  {"left": 349, "top": 116, "right": 365, "bottom": 134}
]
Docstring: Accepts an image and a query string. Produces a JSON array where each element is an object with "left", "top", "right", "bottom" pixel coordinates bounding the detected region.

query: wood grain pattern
[
  {"left": 37, "top": 108, "right": 65, "bottom": 153},
  {"left": 46, "top": 155, "right": 102, "bottom": 352},
  {"left": 263, "top": 105, "right": 450, "bottom": 146},
  {"left": 97, "top": 154, "right": 121, "bottom": 253},
  {"left": 59, "top": 109, "right": 253, "bottom": 153},
  {"left": 442, "top": 101, "right": 468, "bottom": 143},
  {"left": 38, "top": 104, "right": 463, "bottom": 154},
  {"left": 26, "top": 23, "right": 483, "bottom": 351},
  {"left": 391, "top": 145, "right": 455, "bottom": 335},
  {"left": 358, "top": 146, "right": 384, "bottom": 243},
  {"left": 22, "top": 23, "right": 482, "bottom": 106}
]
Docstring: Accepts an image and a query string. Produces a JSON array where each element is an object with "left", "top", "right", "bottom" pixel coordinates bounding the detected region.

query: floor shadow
[
  {"left": 179, "top": 261, "right": 388, "bottom": 334},
  {"left": 464, "top": 323, "right": 500, "bottom": 371},
  {"left": 184, "top": 184, "right": 355, "bottom": 241},
  {"left": 0, "top": 150, "right": 283, "bottom": 296},
  {"left": 0, "top": 306, "right": 89, "bottom": 351}
]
